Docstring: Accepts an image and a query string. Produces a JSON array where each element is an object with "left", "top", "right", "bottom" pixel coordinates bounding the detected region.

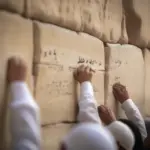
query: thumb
[{"left": 73, "top": 70, "right": 78, "bottom": 79}]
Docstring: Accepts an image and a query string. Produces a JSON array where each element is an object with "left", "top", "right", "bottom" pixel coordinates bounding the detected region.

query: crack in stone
[{"left": 41, "top": 121, "right": 77, "bottom": 128}]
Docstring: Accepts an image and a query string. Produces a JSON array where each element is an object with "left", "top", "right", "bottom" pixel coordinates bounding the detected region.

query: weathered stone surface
[
  {"left": 35, "top": 64, "right": 104, "bottom": 124},
  {"left": 105, "top": 44, "right": 144, "bottom": 118},
  {"left": 26, "top": 0, "right": 127, "bottom": 43},
  {"left": 34, "top": 22, "right": 105, "bottom": 124},
  {"left": 0, "top": 0, "right": 24, "bottom": 14},
  {"left": 0, "top": 11, "right": 33, "bottom": 148},
  {"left": 0, "top": 11, "right": 33, "bottom": 90},
  {"left": 101, "top": 0, "right": 127, "bottom": 43},
  {"left": 26, "top": 0, "right": 81, "bottom": 31},
  {"left": 144, "top": 49, "right": 150, "bottom": 116},
  {"left": 123, "top": 0, "right": 150, "bottom": 48},
  {"left": 42, "top": 124, "right": 73, "bottom": 150},
  {"left": 35, "top": 64, "right": 77, "bottom": 124},
  {"left": 0, "top": 11, "right": 33, "bottom": 105},
  {"left": 34, "top": 22, "right": 104, "bottom": 70}
]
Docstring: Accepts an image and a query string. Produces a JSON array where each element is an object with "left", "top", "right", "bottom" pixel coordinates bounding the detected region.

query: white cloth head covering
[
  {"left": 107, "top": 121, "right": 135, "bottom": 150},
  {"left": 62, "top": 123, "right": 117, "bottom": 150}
]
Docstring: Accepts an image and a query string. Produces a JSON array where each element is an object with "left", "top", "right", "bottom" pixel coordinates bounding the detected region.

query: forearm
[
  {"left": 10, "top": 81, "right": 41, "bottom": 149},
  {"left": 77, "top": 81, "right": 101, "bottom": 124},
  {"left": 122, "top": 99, "right": 147, "bottom": 140}
]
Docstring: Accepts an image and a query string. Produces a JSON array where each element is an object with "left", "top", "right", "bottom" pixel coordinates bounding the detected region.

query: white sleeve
[
  {"left": 77, "top": 81, "right": 101, "bottom": 124},
  {"left": 122, "top": 99, "right": 147, "bottom": 141},
  {"left": 10, "top": 81, "right": 41, "bottom": 150}
]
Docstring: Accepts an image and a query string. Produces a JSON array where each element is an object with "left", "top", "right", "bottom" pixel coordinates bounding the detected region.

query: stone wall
[{"left": 0, "top": 0, "right": 150, "bottom": 149}]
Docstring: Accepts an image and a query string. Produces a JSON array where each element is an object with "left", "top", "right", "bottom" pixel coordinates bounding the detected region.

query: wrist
[
  {"left": 80, "top": 80, "right": 91, "bottom": 84},
  {"left": 107, "top": 118, "right": 117, "bottom": 125},
  {"left": 10, "top": 80, "right": 26, "bottom": 85},
  {"left": 10, "top": 81, "right": 27, "bottom": 90},
  {"left": 121, "top": 98, "right": 132, "bottom": 106},
  {"left": 9, "top": 78, "right": 26, "bottom": 83},
  {"left": 80, "top": 81, "right": 92, "bottom": 86},
  {"left": 105, "top": 119, "right": 116, "bottom": 126},
  {"left": 120, "top": 97, "right": 130, "bottom": 104}
]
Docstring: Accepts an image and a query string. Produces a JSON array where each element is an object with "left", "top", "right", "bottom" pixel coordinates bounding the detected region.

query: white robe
[
  {"left": 9, "top": 81, "right": 147, "bottom": 149},
  {"left": 77, "top": 81, "right": 147, "bottom": 141},
  {"left": 122, "top": 99, "right": 147, "bottom": 140},
  {"left": 10, "top": 81, "right": 41, "bottom": 150}
]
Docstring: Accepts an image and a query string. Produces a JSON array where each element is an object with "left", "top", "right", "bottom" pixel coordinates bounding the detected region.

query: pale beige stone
[
  {"left": 34, "top": 22, "right": 105, "bottom": 124},
  {"left": 35, "top": 64, "right": 77, "bottom": 124},
  {"left": 0, "top": 11, "right": 33, "bottom": 99},
  {"left": 101, "top": 0, "right": 127, "bottom": 43},
  {"left": 0, "top": 0, "right": 24, "bottom": 14},
  {"left": 105, "top": 44, "right": 144, "bottom": 118},
  {"left": 34, "top": 22, "right": 104, "bottom": 70},
  {"left": 0, "top": 11, "right": 33, "bottom": 148},
  {"left": 79, "top": 0, "right": 104, "bottom": 39},
  {"left": 0, "top": 11, "right": 33, "bottom": 90},
  {"left": 144, "top": 49, "right": 150, "bottom": 116},
  {"left": 123, "top": 0, "right": 150, "bottom": 48},
  {"left": 42, "top": 124, "right": 73, "bottom": 150},
  {"left": 80, "top": 0, "right": 128, "bottom": 43},
  {"left": 35, "top": 64, "right": 104, "bottom": 124},
  {"left": 26, "top": 0, "right": 81, "bottom": 31},
  {"left": 26, "top": 0, "right": 127, "bottom": 43}
]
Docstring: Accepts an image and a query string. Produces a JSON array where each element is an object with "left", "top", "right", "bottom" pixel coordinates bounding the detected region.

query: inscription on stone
[{"left": 41, "top": 48, "right": 102, "bottom": 70}]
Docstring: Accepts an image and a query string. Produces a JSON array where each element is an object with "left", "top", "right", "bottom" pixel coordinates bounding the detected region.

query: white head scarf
[
  {"left": 107, "top": 121, "right": 135, "bottom": 150},
  {"left": 62, "top": 123, "right": 117, "bottom": 150}
]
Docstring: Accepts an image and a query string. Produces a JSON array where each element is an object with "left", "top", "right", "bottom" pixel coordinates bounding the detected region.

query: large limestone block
[
  {"left": 144, "top": 49, "right": 150, "bottom": 116},
  {"left": 105, "top": 44, "right": 144, "bottom": 118},
  {"left": 0, "top": 11, "right": 33, "bottom": 148},
  {"left": 123, "top": 0, "right": 150, "bottom": 48},
  {"left": 0, "top": 11, "right": 33, "bottom": 89},
  {"left": 35, "top": 64, "right": 77, "bottom": 125},
  {"left": 0, "top": 0, "right": 24, "bottom": 14},
  {"left": 34, "top": 22, "right": 105, "bottom": 124},
  {"left": 0, "top": 11, "right": 33, "bottom": 105},
  {"left": 34, "top": 22, "right": 105, "bottom": 70},
  {"left": 79, "top": 0, "right": 126, "bottom": 43},
  {"left": 26, "top": 0, "right": 127, "bottom": 43},
  {"left": 26, "top": 0, "right": 81, "bottom": 31},
  {"left": 35, "top": 64, "right": 104, "bottom": 124},
  {"left": 100, "top": 0, "right": 128, "bottom": 43},
  {"left": 42, "top": 124, "right": 73, "bottom": 150}
]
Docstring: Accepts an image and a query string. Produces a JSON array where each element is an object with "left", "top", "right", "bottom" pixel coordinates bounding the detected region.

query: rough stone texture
[
  {"left": 26, "top": 0, "right": 127, "bottom": 43},
  {"left": 0, "top": 11, "right": 33, "bottom": 104},
  {"left": 42, "top": 124, "right": 73, "bottom": 150},
  {"left": 105, "top": 44, "right": 145, "bottom": 118},
  {"left": 26, "top": 0, "right": 81, "bottom": 31},
  {"left": 35, "top": 64, "right": 104, "bottom": 124},
  {"left": 1, "top": 1, "right": 150, "bottom": 149},
  {"left": 101, "top": 0, "right": 127, "bottom": 43},
  {"left": 34, "top": 22, "right": 105, "bottom": 124},
  {"left": 35, "top": 64, "right": 77, "bottom": 124},
  {"left": 33, "top": 22, "right": 105, "bottom": 70},
  {"left": 144, "top": 49, "right": 150, "bottom": 116},
  {"left": 0, "top": 11, "right": 33, "bottom": 90},
  {"left": 123, "top": 0, "right": 150, "bottom": 48},
  {"left": 0, "top": 11, "right": 33, "bottom": 148},
  {"left": 0, "top": 0, "right": 24, "bottom": 14}
]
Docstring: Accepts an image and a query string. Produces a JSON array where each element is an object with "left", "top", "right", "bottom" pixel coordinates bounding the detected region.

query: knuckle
[{"left": 89, "top": 72, "right": 92, "bottom": 76}]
